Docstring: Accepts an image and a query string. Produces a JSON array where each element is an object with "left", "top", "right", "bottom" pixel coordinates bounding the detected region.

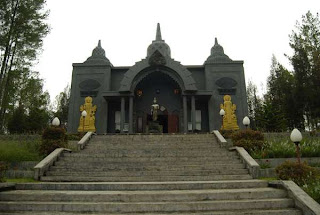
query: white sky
[{"left": 34, "top": 0, "right": 320, "bottom": 100}]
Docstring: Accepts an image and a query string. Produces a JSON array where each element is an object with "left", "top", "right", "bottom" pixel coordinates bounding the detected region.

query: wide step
[
  {"left": 40, "top": 174, "right": 253, "bottom": 182},
  {"left": 0, "top": 188, "right": 287, "bottom": 202},
  {"left": 15, "top": 180, "right": 269, "bottom": 191},
  {"left": 0, "top": 208, "right": 302, "bottom": 215},
  {"left": 0, "top": 199, "right": 295, "bottom": 213}
]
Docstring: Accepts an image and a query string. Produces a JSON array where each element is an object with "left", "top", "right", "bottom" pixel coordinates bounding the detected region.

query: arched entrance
[{"left": 134, "top": 71, "right": 181, "bottom": 133}]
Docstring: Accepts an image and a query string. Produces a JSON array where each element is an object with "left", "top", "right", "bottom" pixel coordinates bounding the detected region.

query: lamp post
[
  {"left": 52, "top": 117, "right": 60, "bottom": 127},
  {"left": 243, "top": 116, "right": 250, "bottom": 129},
  {"left": 290, "top": 128, "right": 302, "bottom": 165},
  {"left": 219, "top": 109, "right": 225, "bottom": 129},
  {"left": 81, "top": 110, "right": 87, "bottom": 132}
]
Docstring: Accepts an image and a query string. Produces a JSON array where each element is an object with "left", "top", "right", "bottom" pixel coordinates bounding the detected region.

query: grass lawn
[
  {"left": 0, "top": 134, "right": 80, "bottom": 162},
  {"left": 5, "top": 178, "right": 38, "bottom": 183},
  {"left": 0, "top": 135, "right": 43, "bottom": 162}
]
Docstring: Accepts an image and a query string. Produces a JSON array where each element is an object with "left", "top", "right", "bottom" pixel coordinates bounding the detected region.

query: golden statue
[
  {"left": 78, "top": 96, "right": 97, "bottom": 132},
  {"left": 220, "top": 95, "right": 239, "bottom": 130}
]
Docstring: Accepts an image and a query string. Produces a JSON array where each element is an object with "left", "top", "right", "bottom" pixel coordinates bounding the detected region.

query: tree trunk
[
  {"left": 0, "top": 39, "right": 17, "bottom": 132},
  {"left": 0, "top": 0, "right": 19, "bottom": 93}
]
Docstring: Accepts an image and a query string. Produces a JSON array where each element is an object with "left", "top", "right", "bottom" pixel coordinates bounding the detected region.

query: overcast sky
[{"left": 34, "top": 0, "right": 320, "bottom": 100}]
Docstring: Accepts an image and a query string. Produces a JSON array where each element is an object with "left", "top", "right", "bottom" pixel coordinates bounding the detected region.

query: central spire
[
  {"left": 156, "top": 23, "right": 162, "bottom": 41},
  {"left": 147, "top": 23, "right": 171, "bottom": 58}
]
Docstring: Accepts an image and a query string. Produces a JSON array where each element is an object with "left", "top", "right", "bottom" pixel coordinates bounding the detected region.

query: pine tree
[
  {"left": 246, "top": 80, "right": 263, "bottom": 130},
  {"left": 266, "top": 55, "right": 296, "bottom": 130},
  {"left": 289, "top": 11, "right": 320, "bottom": 130}
]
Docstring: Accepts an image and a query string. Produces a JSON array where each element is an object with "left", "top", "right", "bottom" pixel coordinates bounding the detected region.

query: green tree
[
  {"left": 289, "top": 11, "right": 320, "bottom": 130},
  {"left": 246, "top": 80, "right": 263, "bottom": 130},
  {"left": 256, "top": 99, "right": 287, "bottom": 132},
  {"left": 0, "top": 0, "right": 50, "bottom": 132},
  {"left": 7, "top": 105, "right": 27, "bottom": 133},
  {"left": 6, "top": 71, "right": 51, "bottom": 134},
  {"left": 266, "top": 55, "right": 296, "bottom": 129},
  {"left": 54, "top": 85, "right": 70, "bottom": 128},
  {"left": 25, "top": 74, "right": 51, "bottom": 133}
]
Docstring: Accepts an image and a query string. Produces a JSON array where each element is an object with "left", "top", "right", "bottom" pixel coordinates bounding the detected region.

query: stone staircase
[{"left": 0, "top": 134, "right": 302, "bottom": 214}]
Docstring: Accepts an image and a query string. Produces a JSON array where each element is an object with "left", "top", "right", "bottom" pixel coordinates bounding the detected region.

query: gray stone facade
[{"left": 68, "top": 24, "right": 248, "bottom": 134}]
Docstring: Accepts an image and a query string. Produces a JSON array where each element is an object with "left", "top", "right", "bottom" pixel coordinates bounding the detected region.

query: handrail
[
  {"left": 211, "top": 130, "right": 260, "bottom": 179},
  {"left": 211, "top": 130, "right": 227, "bottom": 147},
  {"left": 270, "top": 180, "right": 320, "bottom": 215},
  {"left": 34, "top": 148, "right": 71, "bottom": 180},
  {"left": 77, "top": 131, "right": 93, "bottom": 150},
  {"left": 230, "top": 146, "right": 260, "bottom": 179}
]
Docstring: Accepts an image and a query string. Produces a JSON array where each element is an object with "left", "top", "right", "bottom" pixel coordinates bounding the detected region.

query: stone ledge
[
  {"left": 211, "top": 130, "right": 227, "bottom": 147},
  {"left": 0, "top": 183, "right": 15, "bottom": 191},
  {"left": 211, "top": 130, "right": 260, "bottom": 179},
  {"left": 269, "top": 180, "right": 320, "bottom": 215},
  {"left": 257, "top": 157, "right": 320, "bottom": 168},
  {"left": 78, "top": 132, "right": 94, "bottom": 150},
  {"left": 34, "top": 148, "right": 71, "bottom": 180},
  {"left": 230, "top": 146, "right": 260, "bottom": 179},
  {"left": 5, "top": 170, "right": 33, "bottom": 179}
]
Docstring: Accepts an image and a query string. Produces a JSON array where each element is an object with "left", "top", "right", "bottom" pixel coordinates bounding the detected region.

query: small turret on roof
[
  {"left": 205, "top": 38, "right": 232, "bottom": 64},
  {"left": 85, "top": 40, "right": 111, "bottom": 65}
]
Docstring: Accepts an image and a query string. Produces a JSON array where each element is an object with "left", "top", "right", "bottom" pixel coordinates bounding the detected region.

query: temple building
[{"left": 67, "top": 24, "right": 248, "bottom": 134}]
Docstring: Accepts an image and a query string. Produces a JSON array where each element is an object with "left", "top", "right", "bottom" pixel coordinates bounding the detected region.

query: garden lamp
[
  {"left": 219, "top": 109, "right": 225, "bottom": 129},
  {"left": 290, "top": 128, "right": 302, "bottom": 164},
  {"left": 52, "top": 117, "right": 60, "bottom": 127},
  {"left": 81, "top": 110, "right": 87, "bottom": 132},
  {"left": 243, "top": 116, "right": 250, "bottom": 129}
]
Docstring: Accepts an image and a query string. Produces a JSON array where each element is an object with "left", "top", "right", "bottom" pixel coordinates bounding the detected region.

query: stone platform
[{"left": 0, "top": 134, "right": 302, "bottom": 214}]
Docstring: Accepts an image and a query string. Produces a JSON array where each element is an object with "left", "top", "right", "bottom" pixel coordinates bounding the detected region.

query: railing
[
  {"left": 77, "top": 131, "right": 94, "bottom": 150},
  {"left": 34, "top": 148, "right": 71, "bottom": 180},
  {"left": 212, "top": 130, "right": 260, "bottom": 179},
  {"left": 270, "top": 180, "right": 320, "bottom": 215},
  {"left": 33, "top": 131, "right": 94, "bottom": 180}
]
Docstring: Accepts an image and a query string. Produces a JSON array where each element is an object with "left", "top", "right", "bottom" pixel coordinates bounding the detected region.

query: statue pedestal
[{"left": 147, "top": 121, "right": 162, "bottom": 133}]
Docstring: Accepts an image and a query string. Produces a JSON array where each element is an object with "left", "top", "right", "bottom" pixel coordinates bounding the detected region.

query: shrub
[
  {"left": 231, "top": 129, "right": 265, "bottom": 153},
  {"left": 219, "top": 130, "right": 235, "bottom": 139},
  {"left": 0, "top": 162, "right": 8, "bottom": 182},
  {"left": 40, "top": 127, "right": 68, "bottom": 156},
  {"left": 67, "top": 133, "right": 82, "bottom": 141},
  {"left": 276, "top": 161, "right": 319, "bottom": 186}
]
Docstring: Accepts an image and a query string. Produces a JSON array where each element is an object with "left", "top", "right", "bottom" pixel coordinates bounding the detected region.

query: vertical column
[
  {"left": 105, "top": 100, "right": 109, "bottom": 133},
  {"left": 183, "top": 95, "right": 188, "bottom": 133},
  {"left": 191, "top": 95, "right": 196, "bottom": 132},
  {"left": 129, "top": 96, "right": 133, "bottom": 134},
  {"left": 100, "top": 99, "right": 108, "bottom": 134},
  {"left": 120, "top": 97, "right": 125, "bottom": 133}
]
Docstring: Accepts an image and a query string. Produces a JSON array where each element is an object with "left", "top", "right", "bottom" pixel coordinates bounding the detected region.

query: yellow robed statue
[
  {"left": 78, "top": 96, "right": 97, "bottom": 132},
  {"left": 220, "top": 95, "right": 239, "bottom": 130}
]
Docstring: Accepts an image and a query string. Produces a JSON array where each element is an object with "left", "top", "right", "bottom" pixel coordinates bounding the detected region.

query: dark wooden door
[{"left": 168, "top": 114, "right": 179, "bottom": 133}]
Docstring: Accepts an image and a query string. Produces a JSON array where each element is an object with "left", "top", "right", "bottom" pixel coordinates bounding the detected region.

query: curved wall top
[{"left": 119, "top": 56, "right": 197, "bottom": 93}]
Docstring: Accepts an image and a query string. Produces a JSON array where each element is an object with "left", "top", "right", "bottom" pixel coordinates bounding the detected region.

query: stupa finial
[
  {"left": 215, "top": 38, "right": 218, "bottom": 45},
  {"left": 156, "top": 23, "right": 162, "bottom": 41}
]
